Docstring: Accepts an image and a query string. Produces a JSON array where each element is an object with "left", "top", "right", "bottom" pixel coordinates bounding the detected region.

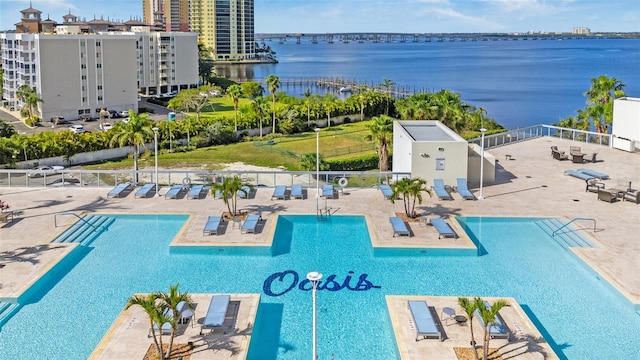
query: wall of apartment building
[{"left": 35, "top": 34, "right": 138, "bottom": 121}]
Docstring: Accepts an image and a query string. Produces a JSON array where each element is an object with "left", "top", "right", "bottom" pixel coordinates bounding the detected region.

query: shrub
[{"left": 327, "top": 153, "right": 378, "bottom": 171}]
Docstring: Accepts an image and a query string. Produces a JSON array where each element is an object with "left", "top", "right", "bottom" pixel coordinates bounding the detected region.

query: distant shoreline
[{"left": 213, "top": 59, "right": 277, "bottom": 65}]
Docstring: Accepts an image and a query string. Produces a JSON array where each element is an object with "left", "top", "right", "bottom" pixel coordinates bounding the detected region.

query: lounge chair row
[
  {"left": 389, "top": 216, "right": 456, "bottom": 238},
  {"left": 203, "top": 214, "right": 263, "bottom": 235},
  {"left": 564, "top": 168, "right": 609, "bottom": 181},
  {"left": 271, "top": 185, "right": 305, "bottom": 200},
  {"left": 108, "top": 183, "right": 157, "bottom": 198},
  {"left": 106, "top": 183, "right": 211, "bottom": 199},
  {"left": 434, "top": 178, "right": 476, "bottom": 201}
]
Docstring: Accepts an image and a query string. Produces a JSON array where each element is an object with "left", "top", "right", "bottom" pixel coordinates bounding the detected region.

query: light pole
[
  {"left": 152, "top": 127, "right": 159, "bottom": 197},
  {"left": 479, "top": 128, "right": 487, "bottom": 200},
  {"left": 314, "top": 128, "right": 321, "bottom": 200},
  {"left": 307, "top": 271, "right": 323, "bottom": 360}
]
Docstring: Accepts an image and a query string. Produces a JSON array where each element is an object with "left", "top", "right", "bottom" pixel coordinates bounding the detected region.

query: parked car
[
  {"left": 121, "top": 117, "right": 130, "bottom": 123},
  {"left": 27, "top": 165, "right": 65, "bottom": 178},
  {"left": 80, "top": 114, "right": 95, "bottom": 122},
  {"left": 50, "top": 116, "right": 69, "bottom": 125},
  {"left": 108, "top": 110, "right": 120, "bottom": 118},
  {"left": 119, "top": 110, "right": 130, "bottom": 117},
  {"left": 99, "top": 123, "right": 113, "bottom": 131},
  {"left": 68, "top": 124, "right": 85, "bottom": 133},
  {"left": 47, "top": 178, "right": 81, "bottom": 187}
]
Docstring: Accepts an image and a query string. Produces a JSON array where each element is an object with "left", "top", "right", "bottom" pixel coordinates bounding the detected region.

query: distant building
[
  {"left": 572, "top": 27, "right": 591, "bottom": 35},
  {"left": 142, "top": 0, "right": 190, "bottom": 32},
  {"left": 1, "top": 4, "right": 198, "bottom": 120},
  {"left": 190, "top": 0, "right": 255, "bottom": 60}
]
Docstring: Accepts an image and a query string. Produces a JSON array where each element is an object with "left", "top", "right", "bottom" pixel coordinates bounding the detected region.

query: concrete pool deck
[{"left": 1, "top": 137, "right": 638, "bottom": 358}]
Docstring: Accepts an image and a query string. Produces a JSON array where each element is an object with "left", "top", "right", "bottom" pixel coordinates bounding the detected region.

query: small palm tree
[
  {"left": 211, "top": 176, "right": 254, "bottom": 218},
  {"left": 265, "top": 75, "right": 280, "bottom": 133},
  {"left": 125, "top": 293, "right": 167, "bottom": 360},
  {"left": 458, "top": 297, "right": 479, "bottom": 360},
  {"left": 300, "top": 152, "right": 329, "bottom": 177},
  {"left": 156, "top": 284, "right": 193, "bottom": 360},
  {"left": 474, "top": 297, "right": 509, "bottom": 360},
  {"left": 303, "top": 89, "right": 313, "bottom": 127},
  {"left": 380, "top": 78, "right": 395, "bottom": 115},
  {"left": 390, "top": 178, "right": 431, "bottom": 218}
]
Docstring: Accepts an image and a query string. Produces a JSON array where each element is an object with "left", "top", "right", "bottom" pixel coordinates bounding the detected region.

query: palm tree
[
  {"left": 265, "top": 75, "right": 280, "bottom": 133},
  {"left": 227, "top": 84, "right": 242, "bottom": 132},
  {"left": 300, "top": 152, "right": 329, "bottom": 175},
  {"left": 584, "top": 75, "right": 626, "bottom": 133},
  {"left": 390, "top": 178, "right": 431, "bottom": 218},
  {"left": 251, "top": 97, "right": 268, "bottom": 137},
  {"left": 303, "top": 89, "right": 313, "bottom": 127},
  {"left": 211, "top": 176, "right": 254, "bottom": 218},
  {"left": 458, "top": 297, "right": 479, "bottom": 360},
  {"left": 322, "top": 94, "right": 338, "bottom": 128},
  {"left": 367, "top": 115, "right": 394, "bottom": 171},
  {"left": 109, "top": 111, "right": 153, "bottom": 185},
  {"left": 156, "top": 284, "right": 193, "bottom": 360},
  {"left": 474, "top": 297, "right": 509, "bottom": 360},
  {"left": 24, "top": 91, "right": 44, "bottom": 122},
  {"left": 125, "top": 293, "right": 168, "bottom": 360},
  {"left": 380, "top": 78, "right": 395, "bottom": 115}
]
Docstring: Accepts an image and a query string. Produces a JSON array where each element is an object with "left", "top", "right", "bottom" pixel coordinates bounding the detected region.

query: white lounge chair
[
  {"left": 107, "top": 183, "right": 132, "bottom": 198},
  {"left": 408, "top": 300, "right": 442, "bottom": 341},
  {"left": 135, "top": 183, "right": 156, "bottom": 198},
  {"left": 430, "top": 218, "right": 456, "bottom": 239},
  {"left": 456, "top": 178, "right": 476, "bottom": 200},
  {"left": 241, "top": 214, "right": 261, "bottom": 234},
  {"left": 187, "top": 184, "right": 205, "bottom": 199},
  {"left": 200, "top": 295, "right": 230, "bottom": 334},
  {"left": 433, "top": 179, "right": 452, "bottom": 200},
  {"left": 390, "top": 217, "right": 411, "bottom": 237},
  {"left": 271, "top": 185, "right": 287, "bottom": 200},
  {"left": 291, "top": 184, "right": 303, "bottom": 199},
  {"left": 475, "top": 301, "right": 509, "bottom": 339},
  {"left": 203, "top": 216, "right": 223, "bottom": 235},
  {"left": 379, "top": 184, "right": 393, "bottom": 199}
]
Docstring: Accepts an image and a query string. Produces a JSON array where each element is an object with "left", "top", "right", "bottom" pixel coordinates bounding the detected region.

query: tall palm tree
[
  {"left": 584, "top": 75, "right": 626, "bottom": 133},
  {"left": 227, "top": 84, "right": 243, "bottom": 132},
  {"left": 322, "top": 94, "right": 338, "bottom": 128},
  {"left": 367, "top": 115, "right": 394, "bottom": 171},
  {"left": 156, "top": 284, "right": 193, "bottom": 360},
  {"left": 458, "top": 297, "right": 479, "bottom": 360},
  {"left": 109, "top": 111, "right": 153, "bottom": 185},
  {"left": 474, "top": 297, "right": 508, "bottom": 360},
  {"left": 265, "top": 75, "right": 280, "bottom": 133},
  {"left": 211, "top": 176, "right": 254, "bottom": 218},
  {"left": 251, "top": 97, "right": 268, "bottom": 137},
  {"left": 380, "top": 78, "right": 395, "bottom": 115},
  {"left": 22, "top": 90, "right": 43, "bottom": 122},
  {"left": 303, "top": 89, "right": 313, "bottom": 127},
  {"left": 125, "top": 293, "right": 168, "bottom": 360}
]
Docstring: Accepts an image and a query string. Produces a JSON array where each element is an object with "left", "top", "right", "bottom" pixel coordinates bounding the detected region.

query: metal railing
[
  {"left": 467, "top": 125, "right": 612, "bottom": 150},
  {"left": 552, "top": 218, "right": 597, "bottom": 236},
  {"left": 54, "top": 212, "right": 98, "bottom": 231}
]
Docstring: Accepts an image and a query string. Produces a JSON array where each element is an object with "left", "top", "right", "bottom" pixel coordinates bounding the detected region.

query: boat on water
[{"left": 339, "top": 86, "right": 352, "bottom": 93}]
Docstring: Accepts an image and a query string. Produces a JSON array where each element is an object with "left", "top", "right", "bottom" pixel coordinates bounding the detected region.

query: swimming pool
[{"left": 0, "top": 214, "right": 638, "bottom": 359}]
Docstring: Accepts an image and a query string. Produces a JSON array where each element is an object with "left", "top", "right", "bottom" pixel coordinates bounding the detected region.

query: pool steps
[
  {"left": 52, "top": 214, "right": 114, "bottom": 245},
  {"left": 0, "top": 302, "right": 19, "bottom": 328},
  {"left": 535, "top": 218, "right": 594, "bottom": 250}
]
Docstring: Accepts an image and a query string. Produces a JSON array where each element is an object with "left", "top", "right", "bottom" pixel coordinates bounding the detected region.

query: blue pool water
[{"left": 0, "top": 215, "right": 638, "bottom": 359}]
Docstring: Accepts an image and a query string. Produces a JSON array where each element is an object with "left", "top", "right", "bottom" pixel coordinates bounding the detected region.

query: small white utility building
[
  {"left": 612, "top": 97, "right": 640, "bottom": 152},
  {"left": 393, "top": 121, "right": 465, "bottom": 187}
]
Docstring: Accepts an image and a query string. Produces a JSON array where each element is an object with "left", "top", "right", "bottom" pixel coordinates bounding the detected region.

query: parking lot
[{"left": 0, "top": 98, "right": 170, "bottom": 135}]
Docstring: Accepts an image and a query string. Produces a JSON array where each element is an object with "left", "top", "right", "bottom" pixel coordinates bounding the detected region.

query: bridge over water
[{"left": 255, "top": 32, "right": 637, "bottom": 44}]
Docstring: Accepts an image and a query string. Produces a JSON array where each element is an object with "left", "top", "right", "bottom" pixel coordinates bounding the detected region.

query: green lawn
[{"left": 85, "top": 121, "right": 377, "bottom": 171}]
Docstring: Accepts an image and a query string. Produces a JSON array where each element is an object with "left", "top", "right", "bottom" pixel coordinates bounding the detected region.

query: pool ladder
[{"left": 552, "top": 217, "right": 597, "bottom": 236}]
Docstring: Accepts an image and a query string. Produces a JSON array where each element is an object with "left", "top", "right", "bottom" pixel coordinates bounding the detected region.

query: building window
[
  {"left": 97, "top": 64, "right": 102, "bottom": 68},
  {"left": 97, "top": 96, "right": 103, "bottom": 101},
  {"left": 97, "top": 85, "right": 102, "bottom": 90},
  {"left": 81, "top": 64, "right": 86, "bottom": 69},
  {"left": 81, "top": 75, "right": 87, "bottom": 80},
  {"left": 96, "top": 41, "right": 101, "bottom": 46}
]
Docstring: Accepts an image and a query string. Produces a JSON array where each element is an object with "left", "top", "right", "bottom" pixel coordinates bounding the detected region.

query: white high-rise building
[{"left": 1, "top": 28, "right": 198, "bottom": 120}]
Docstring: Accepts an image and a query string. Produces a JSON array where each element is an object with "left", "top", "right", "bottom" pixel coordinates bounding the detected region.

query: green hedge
[{"left": 327, "top": 153, "right": 379, "bottom": 171}]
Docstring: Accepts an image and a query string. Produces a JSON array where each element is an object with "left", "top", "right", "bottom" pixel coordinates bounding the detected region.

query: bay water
[{"left": 215, "top": 39, "right": 640, "bottom": 130}]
